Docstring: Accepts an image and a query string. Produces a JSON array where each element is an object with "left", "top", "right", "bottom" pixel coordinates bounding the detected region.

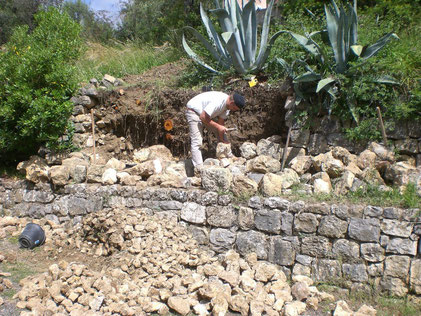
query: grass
[
  {"left": 2, "top": 262, "right": 37, "bottom": 284},
  {"left": 285, "top": 182, "right": 421, "bottom": 209},
  {"left": 316, "top": 282, "right": 421, "bottom": 316},
  {"left": 75, "top": 41, "right": 181, "bottom": 83}
]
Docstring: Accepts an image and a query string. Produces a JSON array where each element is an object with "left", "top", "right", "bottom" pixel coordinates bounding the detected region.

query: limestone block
[
  {"left": 231, "top": 174, "right": 258, "bottom": 197},
  {"left": 246, "top": 155, "right": 281, "bottom": 173},
  {"left": 332, "top": 239, "right": 360, "bottom": 259},
  {"left": 207, "top": 206, "right": 236, "bottom": 228},
  {"left": 180, "top": 202, "right": 206, "bottom": 224},
  {"left": 318, "top": 216, "right": 348, "bottom": 238},
  {"left": 102, "top": 168, "right": 117, "bottom": 185},
  {"left": 270, "top": 238, "right": 295, "bottom": 266},
  {"left": 380, "top": 277, "right": 408, "bottom": 297},
  {"left": 386, "top": 238, "right": 417, "bottom": 256},
  {"left": 238, "top": 207, "right": 254, "bottom": 230},
  {"left": 348, "top": 218, "right": 380, "bottom": 242},
  {"left": 209, "top": 228, "right": 236, "bottom": 253},
  {"left": 410, "top": 259, "right": 421, "bottom": 294},
  {"left": 381, "top": 219, "right": 413, "bottom": 237},
  {"left": 357, "top": 150, "right": 377, "bottom": 170},
  {"left": 313, "top": 259, "right": 342, "bottom": 281},
  {"left": 301, "top": 236, "right": 332, "bottom": 258},
  {"left": 255, "top": 209, "right": 282, "bottom": 234},
  {"left": 342, "top": 264, "right": 368, "bottom": 282},
  {"left": 288, "top": 155, "right": 312, "bottom": 175},
  {"left": 236, "top": 231, "right": 268, "bottom": 259},
  {"left": 294, "top": 213, "right": 318, "bottom": 233},
  {"left": 240, "top": 142, "right": 257, "bottom": 159},
  {"left": 256, "top": 138, "right": 282, "bottom": 160},
  {"left": 384, "top": 255, "right": 411, "bottom": 279},
  {"left": 360, "top": 243, "right": 385, "bottom": 262},
  {"left": 201, "top": 167, "right": 232, "bottom": 192}
]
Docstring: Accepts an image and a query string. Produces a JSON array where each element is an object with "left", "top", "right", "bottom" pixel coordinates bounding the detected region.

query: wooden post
[
  {"left": 281, "top": 126, "right": 292, "bottom": 171},
  {"left": 376, "top": 106, "right": 388, "bottom": 147},
  {"left": 90, "top": 109, "right": 96, "bottom": 164}
]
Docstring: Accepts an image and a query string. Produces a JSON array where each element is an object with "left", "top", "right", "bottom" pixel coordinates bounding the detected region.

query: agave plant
[
  {"left": 279, "top": 0, "right": 399, "bottom": 121},
  {"left": 182, "top": 0, "right": 286, "bottom": 74}
]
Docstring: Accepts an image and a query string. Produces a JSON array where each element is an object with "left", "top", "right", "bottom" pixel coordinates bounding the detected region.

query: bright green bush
[{"left": 0, "top": 8, "right": 83, "bottom": 164}]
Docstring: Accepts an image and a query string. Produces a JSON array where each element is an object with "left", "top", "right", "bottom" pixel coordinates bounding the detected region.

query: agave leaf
[
  {"left": 351, "top": 44, "right": 363, "bottom": 56},
  {"left": 325, "top": 4, "right": 339, "bottom": 64},
  {"left": 350, "top": 0, "right": 358, "bottom": 44},
  {"left": 184, "top": 26, "right": 230, "bottom": 68},
  {"left": 223, "top": 31, "right": 246, "bottom": 74},
  {"left": 211, "top": 8, "right": 233, "bottom": 33},
  {"left": 316, "top": 77, "right": 336, "bottom": 93},
  {"left": 289, "top": 32, "right": 320, "bottom": 57},
  {"left": 276, "top": 58, "right": 293, "bottom": 77},
  {"left": 256, "top": 0, "right": 275, "bottom": 63},
  {"left": 375, "top": 75, "right": 400, "bottom": 85},
  {"left": 346, "top": 97, "right": 359, "bottom": 124},
  {"left": 336, "top": 6, "right": 346, "bottom": 73},
  {"left": 242, "top": 0, "right": 256, "bottom": 67},
  {"left": 294, "top": 71, "right": 321, "bottom": 83},
  {"left": 213, "top": 0, "right": 221, "bottom": 9},
  {"left": 200, "top": 3, "right": 228, "bottom": 59},
  {"left": 182, "top": 34, "right": 221, "bottom": 73},
  {"left": 360, "top": 32, "right": 399, "bottom": 59},
  {"left": 254, "top": 30, "right": 288, "bottom": 72}
]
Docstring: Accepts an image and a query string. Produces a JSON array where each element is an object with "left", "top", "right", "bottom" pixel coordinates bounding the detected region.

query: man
[{"left": 185, "top": 91, "right": 246, "bottom": 169}]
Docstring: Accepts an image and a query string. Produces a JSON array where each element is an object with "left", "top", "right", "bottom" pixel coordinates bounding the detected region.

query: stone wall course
[{"left": 1, "top": 183, "right": 420, "bottom": 297}]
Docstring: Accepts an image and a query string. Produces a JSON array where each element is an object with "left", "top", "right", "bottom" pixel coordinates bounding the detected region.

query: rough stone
[
  {"left": 313, "top": 259, "right": 342, "bottom": 281},
  {"left": 207, "top": 206, "right": 236, "bottom": 227},
  {"left": 384, "top": 255, "right": 411, "bottom": 279},
  {"left": 256, "top": 138, "right": 282, "bottom": 160},
  {"left": 386, "top": 238, "right": 417, "bottom": 256},
  {"left": 255, "top": 209, "right": 281, "bottom": 233},
  {"left": 342, "top": 264, "right": 368, "bottom": 282},
  {"left": 180, "top": 202, "right": 206, "bottom": 224},
  {"left": 239, "top": 142, "right": 257, "bottom": 159},
  {"left": 236, "top": 231, "right": 268, "bottom": 260},
  {"left": 318, "top": 216, "right": 348, "bottom": 238},
  {"left": 332, "top": 239, "right": 360, "bottom": 260},
  {"left": 360, "top": 243, "right": 385, "bottom": 262},
  {"left": 301, "top": 236, "right": 331, "bottom": 258},
  {"left": 209, "top": 228, "right": 236, "bottom": 253},
  {"left": 410, "top": 259, "right": 421, "bottom": 294},
  {"left": 270, "top": 238, "right": 295, "bottom": 266},
  {"left": 201, "top": 167, "right": 232, "bottom": 192},
  {"left": 348, "top": 218, "right": 380, "bottom": 242},
  {"left": 238, "top": 207, "right": 254, "bottom": 230},
  {"left": 294, "top": 213, "right": 318, "bottom": 233},
  {"left": 231, "top": 174, "right": 258, "bottom": 197},
  {"left": 381, "top": 219, "right": 413, "bottom": 238},
  {"left": 246, "top": 155, "right": 281, "bottom": 174},
  {"left": 380, "top": 277, "right": 408, "bottom": 297}
]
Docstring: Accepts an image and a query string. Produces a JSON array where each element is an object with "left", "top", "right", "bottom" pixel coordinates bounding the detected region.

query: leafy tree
[
  {"left": 117, "top": 0, "right": 211, "bottom": 44},
  {"left": 62, "top": 0, "right": 114, "bottom": 43},
  {"left": 0, "top": 8, "right": 83, "bottom": 164},
  {"left": 0, "top": 0, "right": 64, "bottom": 44}
]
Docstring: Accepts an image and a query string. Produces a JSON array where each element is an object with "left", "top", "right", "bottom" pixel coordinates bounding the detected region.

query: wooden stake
[
  {"left": 281, "top": 126, "right": 292, "bottom": 171},
  {"left": 90, "top": 109, "right": 96, "bottom": 164},
  {"left": 376, "top": 106, "right": 388, "bottom": 147}
]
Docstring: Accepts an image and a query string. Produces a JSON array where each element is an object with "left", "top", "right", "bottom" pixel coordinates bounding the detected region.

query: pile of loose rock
[
  {"left": 17, "top": 137, "right": 421, "bottom": 199},
  {"left": 1, "top": 210, "right": 378, "bottom": 315}
]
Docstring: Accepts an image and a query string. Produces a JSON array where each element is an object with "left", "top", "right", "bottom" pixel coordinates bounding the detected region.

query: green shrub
[{"left": 0, "top": 8, "right": 83, "bottom": 164}]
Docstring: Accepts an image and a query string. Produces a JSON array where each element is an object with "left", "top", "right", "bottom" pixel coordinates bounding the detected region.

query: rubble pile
[
  {"left": 16, "top": 138, "right": 421, "bottom": 199},
  {"left": 1, "top": 209, "right": 378, "bottom": 315}
]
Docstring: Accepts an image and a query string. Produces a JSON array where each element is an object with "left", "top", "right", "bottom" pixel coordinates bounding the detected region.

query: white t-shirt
[{"left": 187, "top": 91, "right": 230, "bottom": 120}]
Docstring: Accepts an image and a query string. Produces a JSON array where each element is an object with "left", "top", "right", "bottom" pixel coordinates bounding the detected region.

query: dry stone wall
[{"left": 1, "top": 180, "right": 420, "bottom": 297}]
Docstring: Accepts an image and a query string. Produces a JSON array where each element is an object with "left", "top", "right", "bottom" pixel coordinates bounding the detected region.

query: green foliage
[
  {"left": 63, "top": 0, "right": 115, "bottom": 43},
  {"left": 0, "top": 8, "right": 83, "bottom": 164},
  {"left": 183, "top": 0, "right": 285, "bottom": 74}
]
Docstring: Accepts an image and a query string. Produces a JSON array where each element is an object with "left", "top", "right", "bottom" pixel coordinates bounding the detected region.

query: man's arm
[{"left": 199, "top": 111, "right": 228, "bottom": 142}]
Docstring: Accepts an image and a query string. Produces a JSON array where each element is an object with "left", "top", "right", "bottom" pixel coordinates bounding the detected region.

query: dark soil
[{"left": 99, "top": 63, "right": 292, "bottom": 161}]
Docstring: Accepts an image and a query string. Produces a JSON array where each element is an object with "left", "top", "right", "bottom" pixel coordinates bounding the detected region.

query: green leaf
[
  {"left": 182, "top": 34, "right": 220, "bottom": 73},
  {"left": 375, "top": 75, "right": 400, "bottom": 85},
  {"left": 351, "top": 45, "right": 363, "bottom": 56},
  {"left": 361, "top": 32, "right": 399, "bottom": 59},
  {"left": 294, "top": 71, "right": 321, "bottom": 83},
  {"left": 316, "top": 77, "right": 336, "bottom": 93}
]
